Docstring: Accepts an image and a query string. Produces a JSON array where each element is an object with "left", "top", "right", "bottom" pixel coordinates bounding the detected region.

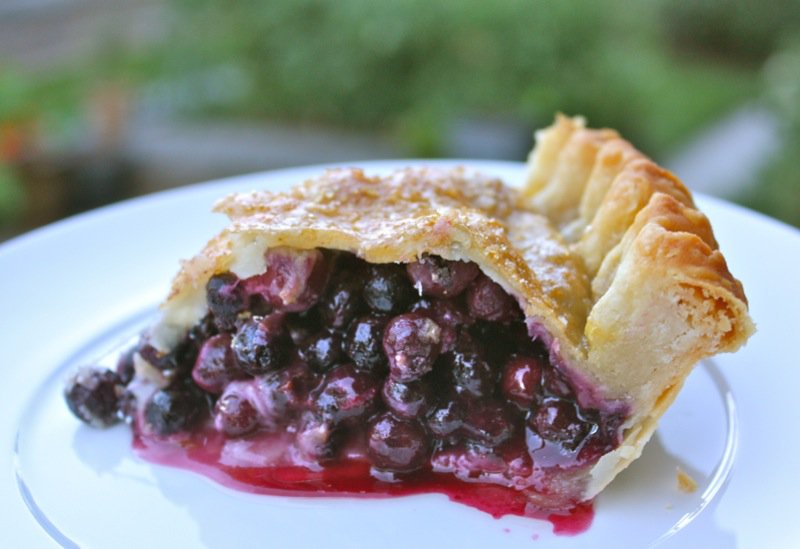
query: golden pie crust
[{"left": 148, "top": 115, "right": 754, "bottom": 502}]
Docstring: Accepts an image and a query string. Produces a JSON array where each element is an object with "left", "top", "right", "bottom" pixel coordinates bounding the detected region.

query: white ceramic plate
[{"left": 1, "top": 161, "right": 797, "bottom": 548}]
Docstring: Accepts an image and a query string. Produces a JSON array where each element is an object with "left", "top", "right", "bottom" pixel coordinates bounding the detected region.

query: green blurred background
[{"left": 1, "top": 0, "right": 799, "bottom": 241}]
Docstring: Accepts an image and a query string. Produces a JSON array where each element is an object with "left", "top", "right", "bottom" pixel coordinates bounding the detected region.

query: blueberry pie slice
[{"left": 66, "top": 116, "right": 754, "bottom": 518}]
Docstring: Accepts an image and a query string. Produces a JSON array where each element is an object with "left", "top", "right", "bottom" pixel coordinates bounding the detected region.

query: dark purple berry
[
  {"left": 426, "top": 399, "right": 463, "bottom": 438},
  {"left": 462, "top": 400, "right": 515, "bottom": 447},
  {"left": 406, "top": 256, "right": 479, "bottom": 298},
  {"left": 529, "top": 398, "right": 589, "bottom": 449},
  {"left": 412, "top": 298, "right": 471, "bottom": 352},
  {"left": 206, "top": 272, "right": 247, "bottom": 331},
  {"left": 344, "top": 315, "right": 388, "bottom": 373},
  {"left": 501, "top": 355, "right": 544, "bottom": 408},
  {"left": 144, "top": 386, "right": 205, "bottom": 435},
  {"left": 231, "top": 315, "right": 290, "bottom": 375},
  {"left": 299, "top": 330, "right": 342, "bottom": 372},
  {"left": 363, "top": 264, "right": 414, "bottom": 314},
  {"left": 446, "top": 338, "right": 495, "bottom": 399},
  {"left": 312, "top": 364, "right": 381, "bottom": 422},
  {"left": 466, "top": 275, "right": 520, "bottom": 323},
  {"left": 367, "top": 413, "right": 430, "bottom": 473},
  {"left": 382, "top": 378, "right": 433, "bottom": 419},
  {"left": 192, "top": 334, "right": 245, "bottom": 394},
  {"left": 383, "top": 313, "right": 442, "bottom": 382},
  {"left": 215, "top": 392, "right": 259, "bottom": 436},
  {"left": 319, "top": 272, "right": 364, "bottom": 328},
  {"left": 243, "top": 249, "right": 330, "bottom": 312},
  {"left": 255, "top": 361, "right": 321, "bottom": 423},
  {"left": 64, "top": 367, "right": 125, "bottom": 428}
]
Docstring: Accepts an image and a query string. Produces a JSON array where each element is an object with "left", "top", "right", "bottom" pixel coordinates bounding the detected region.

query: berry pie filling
[{"left": 66, "top": 247, "right": 628, "bottom": 522}]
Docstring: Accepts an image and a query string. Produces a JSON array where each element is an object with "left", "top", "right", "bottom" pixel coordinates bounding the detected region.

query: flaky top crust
[
  {"left": 151, "top": 115, "right": 754, "bottom": 500},
  {"left": 157, "top": 166, "right": 591, "bottom": 358}
]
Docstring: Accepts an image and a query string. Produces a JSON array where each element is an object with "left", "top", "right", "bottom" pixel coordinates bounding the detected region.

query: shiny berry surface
[
  {"left": 312, "top": 364, "right": 381, "bottom": 422},
  {"left": 383, "top": 313, "right": 442, "bottom": 382},
  {"left": 462, "top": 400, "right": 515, "bottom": 447},
  {"left": 192, "top": 334, "right": 244, "bottom": 394},
  {"left": 319, "top": 272, "right": 364, "bottom": 328},
  {"left": 367, "top": 413, "right": 430, "bottom": 473},
  {"left": 406, "top": 256, "right": 479, "bottom": 298},
  {"left": 426, "top": 399, "right": 463, "bottom": 439},
  {"left": 501, "top": 355, "right": 544, "bottom": 408},
  {"left": 344, "top": 315, "right": 388, "bottom": 373},
  {"left": 382, "top": 378, "right": 432, "bottom": 419},
  {"left": 298, "top": 330, "right": 342, "bottom": 372},
  {"left": 529, "top": 398, "right": 589, "bottom": 450},
  {"left": 215, "top": 392, "right": 259, "bottom": 436},
  {"left": 231, "top": 316, "right": 290, "bottom": 375},
  {"left": 363, "top": 264, "right": 415, "bottom": 314}
]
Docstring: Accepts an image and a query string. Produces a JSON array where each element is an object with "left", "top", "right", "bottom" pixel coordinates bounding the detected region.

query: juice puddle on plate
[{"left": 134, "top": 428, "right": 593, "bottom": 535}]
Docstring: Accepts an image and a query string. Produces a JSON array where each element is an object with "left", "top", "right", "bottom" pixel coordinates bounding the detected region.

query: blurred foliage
[
  {"left": 659, "top": 0, "right": 800, "bottom": 65},
  {"left": 0, "top": 164, "right": 25, "bottom": 228},
  {"left": 151, "top": 0, "right": 756, "bottom": 156},
  {"left": 2, "top": 0, "right": 799, "bottom": 227}
]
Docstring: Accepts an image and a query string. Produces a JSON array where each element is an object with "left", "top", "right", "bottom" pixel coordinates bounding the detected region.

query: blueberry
[
  {"left": 258, "top": 360, "right": 321, "bottom": 417},
  {"left": 528, "top": 398, "right": 589, "bottom": 449},
  {"left": 412, "top": 298, "right": 471, "bottom": 352},
  {"left": 64, "top": 367, "right": 125, "bottom": 428},
  {"left": 367, "top": 413, "right": 430, "bottom": 473},
  {"left": 214, "top": 392, "right": 259, "bottom": 437},
  {"left": 299, "top": 330, "right": 342, "bottom": 372},
  {"left": 383, "top": 313, "right": 442, "bottom": 382},
  {"left": 231, "top": 315, "right": 290, "bottom": 375},
  {"left": 501, "top": 355, "right": 544, "bottom": 408},
  {"left": 206, "top": 272, "right": 247, "bottom": 331},
  {"left": 344, "top": 315, "right": 388, "bottom": 373},
  {"left": 426, "top": 399, "right": 463, "bottom": 439},
  {"left": 192, "top": 333, "right": 245, "bottom": 394},
  {"left": 465, "top": 275, "right": 520, "bottom": 323},
  {"left": 382, "top": 378, "right": 433, "bottom": 419},
  {"left": 319, "top": 271, "right": 364, "bottom": 328},
  {"left": 144, "top": 385, "right": 205, "bottom": 435},
  {"left": 312, "top": 364, "right": 381, "bottom": 422},
  {"left": 462, "top": 400, "right": 515, "bottom": 447},
  {"left": 406, "top": 256, "right": 479, "bottom": 298},
  {"left": 363, "top": 264, "right": 415, "bottom": 314},
  {"left": 446, "top": 336, "right": 495, "bottom": 399}
]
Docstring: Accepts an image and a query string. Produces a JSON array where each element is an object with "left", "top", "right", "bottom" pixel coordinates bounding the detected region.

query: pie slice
[{"left": 65, "top": 116, "right": 754, "bottom": 517}]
